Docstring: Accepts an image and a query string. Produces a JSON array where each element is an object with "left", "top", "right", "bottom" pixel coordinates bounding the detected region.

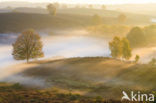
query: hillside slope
[
  {"left": 0, "top": 13, "right": 91, "bottom": 33},
  {"left": 16, "top": 57, "right": 156, "bottom": 99}
]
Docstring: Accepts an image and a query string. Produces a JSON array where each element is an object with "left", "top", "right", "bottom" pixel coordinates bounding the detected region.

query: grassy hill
[
  {"left": 1, "top": 57, "right": 156, "bottom": 102},
  {"left": 15, "top": 57, "right": 155, "bottom": 100},
  {"left": 0, "top": 8, "right": 153, "bottom": 33},
  {"left": 0, "top": 12, "right": 92, "bottom": 33}
]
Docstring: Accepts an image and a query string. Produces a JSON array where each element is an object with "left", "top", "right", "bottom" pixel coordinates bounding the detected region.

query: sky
[{"left": 0, "top": 0, "right": 156, "bottom": 4}]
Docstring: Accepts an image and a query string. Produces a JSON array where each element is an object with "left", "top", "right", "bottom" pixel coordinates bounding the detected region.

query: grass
[
  {"left": 0, "top": 12, "right": 91, "bottom": 33},
  {"left": 19, "top": 57, "right": 156, "bottom": 100},
  {"left": 0, "top": 82, "right": 126, "bottom": 103},
  {"left": 1, "top": 57, "right": 156, "bottom": 102}
]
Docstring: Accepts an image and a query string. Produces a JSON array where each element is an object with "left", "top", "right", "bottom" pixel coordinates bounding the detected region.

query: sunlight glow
[{"left": 0, "top": 0, "right": 156, "bottom": 4}]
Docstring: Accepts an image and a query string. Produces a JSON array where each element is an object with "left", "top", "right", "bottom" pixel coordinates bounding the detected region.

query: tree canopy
[
  {"left": 118, "top": 14, "right": 127, "bottom": 23},
  {"left": 109, "top": 36, "right": 122, "bottom": 58},
  {"left": 12, "top": 29, "right": 44, "bottom": 62},
  {"left": 127, "top": 27, "right": 146, "bottom": 47},
  {"left": 47, "top": 3, "right": 57, "bottom": 16},
  {"left": 109, "top": 36, "right": 132, "bottom": 60},
  {"left": 121, "top": 37, "right": 132, "bottom": 60},
  {"left": 91, "top": 14, "right": 102, "bottom": 25}
]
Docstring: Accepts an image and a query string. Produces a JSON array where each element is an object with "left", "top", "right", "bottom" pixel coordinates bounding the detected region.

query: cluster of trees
[
  {"left": 117, "top": 14, "right": 127, "bottom": 23},
  {"left": 91, "top": 13, "right": 127, "bottom": 26},
  {"left": 91, "top": 14, "right": 102, "bottom": 25},
  {"left": 12, "top": 29, "right": 44, "bottom": 63},
  {"left": 109, "top": 36, "right": 132, "bottom": 60},
  {"left": 127, "top": 25, "right": 156, "bottom": 48},
  {"left": 87, "top": 24, "right": 131, "bottom": 37}
]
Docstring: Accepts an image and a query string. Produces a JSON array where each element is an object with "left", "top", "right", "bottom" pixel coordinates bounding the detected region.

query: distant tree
[
  {"left": 127, "top": 27, "right": 146, "bottom": 47},
  {"left": 143, "top": 25, "right": 156, "bottom": 43},
  {"left": 149, "top": 58, "right": 156, "bottom": 66},
  {"left": 92, "top": 14, "right": 102, "bottom": 25},
  {"left": 109, "top": 36, "right": 122, "bottom": 58},
  {"left": 47, "top": 3, "right": 57, "bottom": 16},
  {"left": 118, "top": 13, "right": 127, "bottom": 23},
  {"left": 12, "top": 29, "right": 44, "bottom": 63},
  {"left": 101, "top": 5, "right": 106, "bottom": 10},
  {"left": 54, "top": 2, "right": 60, "bottom": 8},
  {"left": 61, "top": 4, "right": 68, "bottom": 9},
  {"left": 121, "top": 37, "right": 132, "bottom": 60},
  {"left": 89, "top": 4, "right": 93, "bottom": 9},
  {"left": 135, "top": 55, "right": 140, "bottom": 63}
]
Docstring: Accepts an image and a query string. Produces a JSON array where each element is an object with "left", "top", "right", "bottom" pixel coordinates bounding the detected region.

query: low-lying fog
[
  {"left": 0, "top": 29, "right": 156, "bottom": 68},
  {"left": 0, "top": 30, "right": 110, "bottom": 69},
  {"left": 0, "top": 29, "right": 156, "bottom": 87}
]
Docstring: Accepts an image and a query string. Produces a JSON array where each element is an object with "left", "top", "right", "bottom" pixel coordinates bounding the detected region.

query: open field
[
  {"left": 1, "top": 57, "right": 155, "bottom": 101},
  {"left": 0, "top": 82, "right": 133, "bottom": 103}
]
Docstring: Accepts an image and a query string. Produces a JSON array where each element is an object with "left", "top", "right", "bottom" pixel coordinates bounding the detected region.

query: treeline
[
  {"left": 88, "top": 22, "right": 156, "bottom": 48},
  {"left": 127, "top": 25, "right": 156, "bottom": 48},
  {"left": 87, "top": 24, "right": 131, "bottom": 37}
]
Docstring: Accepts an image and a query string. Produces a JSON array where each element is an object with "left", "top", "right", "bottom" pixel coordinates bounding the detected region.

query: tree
[
  {"left": 101, "top": 5, "right": 106, "bottom": 10},
  {"left": 92, "top": 14, "right": 102, "bottom": 25},
  {"left": 118, "top": 13, "right": 127, "bottom": 23},
  {"left": 47, "top": 3, "right": 57, "bottom": 16},
  {"left": 88, "top": 4, "right": 93, "bottom": 9},
  {"left": 127, "top": 27, "right": 146, "bottom": 47},
  {"left": 149, "top": 58, "right": 156, "bottom": 66},
  {"left": 109, "top": 36, "right": 122, "bottom": 58},
  {"left": 12, "top": 29, "right": 44, "bottom": 63},
  {"left": 121, "top": 38, "right": 132, "bottom": 60},
  {"left": 135, "top": 55, "right": 140, "bottom": 63},
  {"left": 109, "top": 37, "right": 132, "bottom": 60}
]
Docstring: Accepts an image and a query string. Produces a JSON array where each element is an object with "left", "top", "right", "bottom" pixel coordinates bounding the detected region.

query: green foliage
[
  {"left": 109, "top": 36, "right": 132, "bottom": 60},
  {"left": 143, "top": 25, "right": 156, "bottom": 44},
  {"left": 91, "top": 14, "right": 102, "bottom": 25},
  {"left": 135, "top": 55, "right": 140, "bottom": 63},
  {"left": 109, "top": 36, "right": 122, "bottom": 58},
  {"left": 87, "top": 24, "right": 131, "bottom": 37},
  {"left": 12, "top": 83, "right": 22, "bottom": 89},
  {"left": 127, "top": 27, "right": 146, "bottom": 47},
  {"left": 101, "top": 5, "right": 106, "bottom": 10},
  {"left": 12, "top": 29, "right": 44, "bottom": 62},
  {"left": 47, "top": 3, "right": 57, "bottom": 16},
  {"left": 149, "top": 58, "right": 156, "bottom": 66},
  {"left": 121, "top": 38, "right": 132, "bottom": 60}
]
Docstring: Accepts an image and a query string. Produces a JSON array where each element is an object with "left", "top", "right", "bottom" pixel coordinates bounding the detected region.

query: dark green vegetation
[
  {"left": 127, "top": 25, "right": 156, "bottom": 47},
  {"left": 1, "top": 57, "right": 155, "bottom": 102},
  {"left": 13, "top": 57, "right": 156, "bottom": 100},
  {"left": 109, "top": 37, "right": 132, "bottom": 60},
  {"left": 0, "top": 12, "right": 91, "bottom": 33},
  {"left": 0, "top": 7, "right": 153, "bottom": 33},
  {"left": 0, "top": 83, "right": 122, "bottom": 103}
]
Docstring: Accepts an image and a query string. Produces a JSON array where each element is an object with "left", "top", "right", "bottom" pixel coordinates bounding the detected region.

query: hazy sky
[{"left": 0, "top": 0, "right": 156, "bottom": 4}]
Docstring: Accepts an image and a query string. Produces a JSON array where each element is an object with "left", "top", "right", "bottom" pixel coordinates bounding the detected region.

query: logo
[{"left": 122, "top": 91, "right": 154, "bottom": 102}]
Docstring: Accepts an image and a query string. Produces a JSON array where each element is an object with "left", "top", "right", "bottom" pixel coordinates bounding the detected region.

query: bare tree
[{"left": 12, "top": 29, "right": 44, "bottom": 63}]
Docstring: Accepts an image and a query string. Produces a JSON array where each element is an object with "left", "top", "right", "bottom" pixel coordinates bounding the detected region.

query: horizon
[{"left": 0, "top": 0, "right": 156, "bottom": 5}]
